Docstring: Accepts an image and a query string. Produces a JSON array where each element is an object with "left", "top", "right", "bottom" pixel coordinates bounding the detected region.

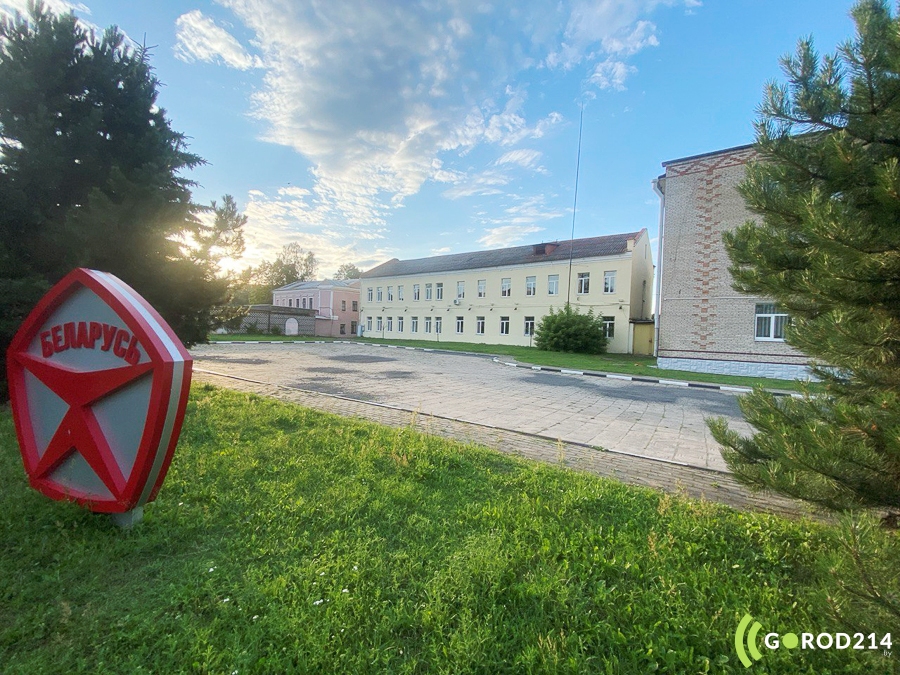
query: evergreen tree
[
  {"left": 708, "top": 0, "right": 900, "bottom": 519},
  {"left": 0, "top": 2, "right": 243, "bottom": 398}
]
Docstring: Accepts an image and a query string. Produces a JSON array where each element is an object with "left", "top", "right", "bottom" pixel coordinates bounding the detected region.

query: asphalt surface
[{"left": 191, "top": 342, "right": 756, "bottom": 472}]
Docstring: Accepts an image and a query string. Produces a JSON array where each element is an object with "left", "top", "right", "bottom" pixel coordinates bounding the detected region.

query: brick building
[{"left": 653, "top": 144, "right": 810, "bottom": 379}]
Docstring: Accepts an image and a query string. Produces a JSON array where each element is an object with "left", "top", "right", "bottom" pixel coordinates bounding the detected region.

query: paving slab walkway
[{"left": 193, "top": 360, "right": 814, "bottom": 520}]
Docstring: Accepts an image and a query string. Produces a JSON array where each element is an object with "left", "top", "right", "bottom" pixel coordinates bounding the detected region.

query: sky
[{"left": 0, "top": 0, "right": 858, "bottom": 277}]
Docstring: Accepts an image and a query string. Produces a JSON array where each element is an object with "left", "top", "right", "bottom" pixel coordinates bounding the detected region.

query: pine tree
[
  {"left": 0, "top": 2, "right": 244, "bottom": 398},
  {"left": 707, "top": 0, "right": 900, "bottom": 516}
]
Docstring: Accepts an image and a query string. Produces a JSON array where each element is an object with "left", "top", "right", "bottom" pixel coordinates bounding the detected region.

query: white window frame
[
  {"left": 366, "top": 316, "right": 372, "bottom": 331},
  {"left": 548, "top": 274, "right": 559, "bottom": 296},
  {"left": 525, "top": 276, "right": 536, "bottom": 296},
  {"left": 398, "top": 285, "right": 404, "bottom": 301},
  {"left": 456, "top": 316, "right": 464, "bottom": 333},
  {"left": 501, "top": 278, "right": 511, "bottom": 297},
  {"left": 602, "top": 316, "right": 615, "bottom": 339},
  {"left": 425, "top": 283, "right": 433, "bottom": 300},
  {"left": 425, "top": 316, "right": 432, "bottom": 333},
  {"left": 476, "top": 316, "right": 485, "bottom": 335},
  {"left": 436, "top": 282, "right": 444, "bottom": 300},
  {"left": 755, "top": 303, "right": 789, "bottom": 341},
  {"left": 411, "top": 316, "right": 419, "bottom": 333},
  {"left": 477, "top": 279, "right": 486, "bottom": 298},
  {"left": 500, "top": 316, "right": 510, "bottom": 335},
  {"left": 577, "top": 272, "right": 590, "bottom": 295},
  {"left": 386, "top": 316, "right": 393, "bottom": 332},
  {"left": 376, "top": 316, "right": 383, "bottom": 332},
  {"left": 603, "top": 271, "right": 616, "bottom": 294},
  {"left": 397, "top": 316, "right": 404, "bottom": 332},
  {"left": 387, "top": 286, "right": 393, "bottom": 302},
  {"left": 435, "top": 316, "right": 442, "bottom": 334},
  {"left": 524, "top": 316, "right": 535, "bottom": 336},
  {"left": 413, "top": 284, "right": 420, "bottom": 301},
  {"left": 376, "top": 287, "right": 383, "bottom": 302},
  {"left": 367, "top": 287, "right": 373, "bottom": 302},
  {"left": 457, "top": 281, "right": 465, "bottom": 299}
]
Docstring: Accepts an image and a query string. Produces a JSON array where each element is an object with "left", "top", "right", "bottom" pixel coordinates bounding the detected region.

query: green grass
[
  {"left": 207, "top": 333, "right": 809, "bottom": 391},
  {"left": 1, "top": 386, "right": 894, "bottom": 674}
]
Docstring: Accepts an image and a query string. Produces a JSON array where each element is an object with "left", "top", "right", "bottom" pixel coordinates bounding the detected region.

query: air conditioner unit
[{"left": 453, "top": 298, "right": 461, "bottom": 305}]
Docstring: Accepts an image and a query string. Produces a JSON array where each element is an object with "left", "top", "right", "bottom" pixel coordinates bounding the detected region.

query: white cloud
[
  {"left": 180, "top": 0, "right": 696, "bottom": 247},
  {"left": 174, "top": 10, "right": 262, "bottom": 70},
  {"left": 431, "top": 247, "right": 451, "bottom": 255},
  {"left": 590, "top": 58, "right": 636, "bottom": 91},
  {"left": 478, "top": 225, "right": 544, "bottom": 248},
  {"left": 0, "top": 0, "right": 91, "bottom": 18},
  {"left": 495, "top": 149, "right": 543, "bottom": 169}
]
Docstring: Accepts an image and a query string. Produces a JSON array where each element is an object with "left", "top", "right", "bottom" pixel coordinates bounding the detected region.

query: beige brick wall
[{"left": 658, "top": 147, "right": 808, "bottom": 374}]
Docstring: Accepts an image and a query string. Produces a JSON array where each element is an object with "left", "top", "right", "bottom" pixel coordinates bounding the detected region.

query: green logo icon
[
  {"left": 736, "top": 614, "right": 800, "bottom": 667},
  {"left": 736, "top": 614, "right": 765, "bottom": 668}
]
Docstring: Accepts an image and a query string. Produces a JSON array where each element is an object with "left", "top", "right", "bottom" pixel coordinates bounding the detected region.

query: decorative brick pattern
[{"left": 658, "top": 146, "right": 808, "bottom": 377}]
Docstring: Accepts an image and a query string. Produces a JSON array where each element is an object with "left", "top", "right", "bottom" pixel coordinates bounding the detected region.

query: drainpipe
[{"left": 651, "top": 175, "right": 666, "bottom": 358}]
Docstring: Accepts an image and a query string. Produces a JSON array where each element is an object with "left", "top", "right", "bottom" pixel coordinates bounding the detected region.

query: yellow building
[{"left": 360, "top": 230, "right": 654, "bottom": 354}]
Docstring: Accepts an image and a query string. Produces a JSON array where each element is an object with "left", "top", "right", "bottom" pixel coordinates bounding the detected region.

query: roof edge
[{"left": 661, "top": 141, "right": 756, "bottom": 168}]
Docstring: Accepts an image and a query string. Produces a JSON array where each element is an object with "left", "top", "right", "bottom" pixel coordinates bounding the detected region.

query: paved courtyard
[{"left": 190, "top": 342, "right": 756, "bottom": 472}]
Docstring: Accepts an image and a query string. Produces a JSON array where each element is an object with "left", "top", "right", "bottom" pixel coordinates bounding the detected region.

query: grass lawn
[
  {"left": 207, "top": 333, "right": 809, "bottom": 392},
  {"left": 1, "top": 386, "right": 892, "bottom": 674}
]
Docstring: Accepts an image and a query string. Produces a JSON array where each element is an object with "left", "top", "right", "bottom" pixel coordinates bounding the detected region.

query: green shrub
[
  {"left": 534, "top": 303, "right": 608, "bottom": 354},
  {"left": 270, "top": 323, "right": 283, "bottom": 336}
]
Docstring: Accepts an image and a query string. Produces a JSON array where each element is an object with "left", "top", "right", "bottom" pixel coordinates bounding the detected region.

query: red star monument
[{"left": 7, "top": 269, "right": 192, "bottom": 514}]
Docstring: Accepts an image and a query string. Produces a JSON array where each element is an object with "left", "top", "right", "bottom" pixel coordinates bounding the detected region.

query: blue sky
[{"left": 1, "top": 0, "right": 857, "bottom": 276}]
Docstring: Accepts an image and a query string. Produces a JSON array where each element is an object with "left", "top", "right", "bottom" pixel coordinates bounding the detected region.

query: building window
[
  {"left": 352, "top": 301, "right": 358, "bottom": 312},
  {"left": 602, "top": 316, "right": 615, "bottom": 339},
  {"left": 425, "top": 283, "right": 433, "bottom": 300},
  {"left": 548, "top": 274, "right": 559, "bottom": 296},
  {"left": 525, "top": 276, "right": 536, "bottom": 296},
  {"left": 397, "top": 316, "right": 404, "bottom": 332},
  {"left": 524, "top": 316, "right": 535, "bottom": 336},
  {"left": 376, "top": 287, "right": 383, "bottom": 302},
  {"left": 425, "top": 316, "right": 432, "bottom": 333},
  {"left": 477, "top": 279, "right": 486, "bottom": 297},
  {"left": 398, "top": 285, "right": 404, "bottom": 301},
  {"left": 367, "top": 287, "right": 373, "bottom": 302},
  {"left": 288, "top": 298, "right": 293, "bottom": 307},
  {"left": 577, "top": 272, "right": 590, "bottom": 294},
  {"left": 500, "top": 316, "right": 510, "bottom": 335},
  {"left": 457, "top": 281, "right": 465, "bottom": 299},
  {"left": 411, "top": 316, "right": 419, "bottom": 333},
  {"left": 302, "top": 298, "right": 307, "bottom": 309},
  {"left": 413, "top": 284, "right": 420, "bottom": 300},
  {"left": 386, "top": 316, "right": 393, "bottom": 332},
  {"left": 376, "top": 316, "right": 383, "bottom": 332},
  {"left": 755, "top": 303, "right": 789, "bottom": 341},
  {"left": 436, "top": 282, "right": 444, "bottom": 300},
  {"left": 351, "top": 321, "right": 357, "bottom": 334},
  {"left": 366, "top": 316, "right": 372, "bottom": 331},
  {"left": 387, "top": 286, "right": 393, "bottom": 301},
  {"left": 341, "top": 300, "right": 346, "bottom": 311},
  {"left": 435, "top": 316, "right": 442, "bottom": 334},
  {"left": 456, "top": 316, "right": 464, "bottom": 333},
  {"left": 603, "top": 271, "right": 616, "bottom": 294},
  {"left": 476, "top": 316, "right": 485, "bottom": 334},
  {"left": 501, "top": 278, "right": 511, "bottom": 297},
  {"left": 340, "top": 324, "right": 346, "bottom": 335}
]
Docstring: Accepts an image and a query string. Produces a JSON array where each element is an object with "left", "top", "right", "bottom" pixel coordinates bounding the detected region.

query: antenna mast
[{"left": 566, "top": 103, "right": 584, "bottom": 305}]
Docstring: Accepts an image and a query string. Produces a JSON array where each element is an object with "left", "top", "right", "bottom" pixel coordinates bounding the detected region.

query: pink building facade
[{"left": 272, "top": 279, "right": 360, "bottom": 337}]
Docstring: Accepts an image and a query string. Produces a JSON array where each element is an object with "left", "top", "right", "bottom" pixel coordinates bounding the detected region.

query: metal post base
[{"left": 110, "top": 506, "right": 144, "bottom": 529}]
